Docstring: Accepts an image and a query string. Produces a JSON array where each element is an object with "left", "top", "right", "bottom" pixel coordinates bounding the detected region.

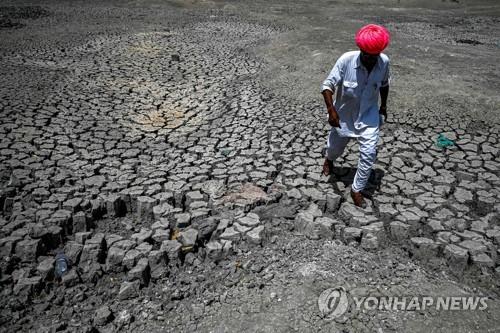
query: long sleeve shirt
[{"left": 321, "top": 50, "right": 390, "bottom": 138}]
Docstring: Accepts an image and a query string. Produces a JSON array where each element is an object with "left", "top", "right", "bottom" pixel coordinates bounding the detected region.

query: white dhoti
[{"left": 324, "top": 126, "right": 379, "bottom": 192}]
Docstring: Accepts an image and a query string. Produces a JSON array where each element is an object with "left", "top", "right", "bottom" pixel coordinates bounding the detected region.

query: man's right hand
[
  {"left": 322, "top": 89, "right": 340, "bottom": 128},
  {"left": 328, "top": 108, "right": 341, "bottom": 128}
]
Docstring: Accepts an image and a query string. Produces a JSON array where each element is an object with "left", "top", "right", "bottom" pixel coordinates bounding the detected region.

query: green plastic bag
[{"left": 436, "top": 134, "right": 455, "bottom": 148}]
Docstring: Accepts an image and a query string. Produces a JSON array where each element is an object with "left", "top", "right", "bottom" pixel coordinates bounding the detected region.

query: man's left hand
[{"left": 379, "top": 105, "right": 388, "bottom": 121}]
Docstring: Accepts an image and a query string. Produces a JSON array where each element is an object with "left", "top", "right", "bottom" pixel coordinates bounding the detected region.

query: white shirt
[{"left": 321, "top": 50, "right": 390, "bottom": 137}]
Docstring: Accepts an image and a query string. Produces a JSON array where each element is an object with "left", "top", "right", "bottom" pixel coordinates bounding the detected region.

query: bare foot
[
  {"left": 350, "top": 189, "right": 365, "bottom": 207},
  {"left": 322, "top": 158, "right": 334, "bottom": 176}
]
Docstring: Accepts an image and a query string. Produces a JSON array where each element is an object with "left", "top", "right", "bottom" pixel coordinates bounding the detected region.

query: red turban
[{"left": 355, "top": 24, "right": 390, "bottom": 55}]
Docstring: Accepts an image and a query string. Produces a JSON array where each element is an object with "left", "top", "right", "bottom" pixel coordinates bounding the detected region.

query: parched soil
[{"left": 0, "top": 0, "right": 499, "bottom": 332}]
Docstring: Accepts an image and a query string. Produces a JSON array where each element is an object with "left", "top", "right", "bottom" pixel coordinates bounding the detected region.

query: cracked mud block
[
  {"left": 246, "top": 225, "right": 265, "bottom": 245},
  {"left": 148, "top": 249, "right": 168, "bottom": 280},
  {"left": 314, "top": 217, "right": 337, "bottom": 240},
  {"left": 36, "top": 257, "right": 55, "bottom": 280},
  {"left": 152, "top": 228, "right": 170, "bottom": 243},
  {"left": 48, "top": 209, "right": 72, "bottom": 236},
  {"left": 343, "top": 227, "right": 363, "bottom": 244},
  {"left": 13, "top": 276, "right": 42, "bottom": 299},
  {"left": 131, "top": 228, "right": 153, "bottom": 244},
  {"left": 118, "top": 280, "right": 140, "bottom": 301},
  {"left": 219, "top": 226, "right": 242, "bottom": 242},
  {"left": 127, "top": 257, "right": 150, "bottom": 286},
  {"left": 326, "top": 192, "right": 342, "bottom": 212},
  {"left": 190, "top": 217, "right": 217, "bottom": 244},
  {"left": 15, "top": 238, "right": 43, "bottom": 263},
  {"left": 94, "top": 305, "right": 113, "bottom": 327},
  {"left": 360, "top": 233, "right": 379, "bottom": 251},
  {"left": 444, "top": 244, "right": 469, "bottom": 273},
  {"left": 178, "top": 228, "right": 199, "bottom": 249},
  {"left": 106, "top": 239, "right": 135, "bottom": 272},
  {"left": 64, "top": 241, "right": 83, "bottom": 266},
  {"left": 390, "top": 221, "right": 411, "bottom": 243},
  {"left": 104, "top": 193, "right": 126, "bottom": 217},
  {"left": 161, "top": 240, "right": 182, "bottom": 265},
  {"left": 136, "top": 196, "right": 157, "bottom": 222},
  {"left": 410, "top": 237, "right": 440, "bottom": 262},
  {"left": 361, "top": 221, "right": 386, "bottom": 246},
  {"left": 79, "top": 233, "right": 106, "bottom": 267}
]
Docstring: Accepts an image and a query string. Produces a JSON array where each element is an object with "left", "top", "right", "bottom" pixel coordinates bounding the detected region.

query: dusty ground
[{"left": 0, "top": 0, "right": 499, "bottom": 332}]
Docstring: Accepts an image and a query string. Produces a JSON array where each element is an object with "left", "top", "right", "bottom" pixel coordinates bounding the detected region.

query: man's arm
[
  {"left": 379, "top": 60, "right": 390, "bottom": 119},
  {"left": 379, "top": 85, "right": 389, "bottom": 119},
  {"left": 321, "top": 57, "right": 344, "bottom": 128},
  {"left": 322, "top": 89, "right": 340, "bottom": 128}
]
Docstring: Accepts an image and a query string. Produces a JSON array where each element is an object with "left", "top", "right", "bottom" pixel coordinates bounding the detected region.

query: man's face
[{"left": 360, "top": 51, "right": 379, "bottom": 68}]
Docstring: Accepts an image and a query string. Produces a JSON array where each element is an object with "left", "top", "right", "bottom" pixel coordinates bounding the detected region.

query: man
[{"left": 320, "top": 24, "right": 391, "bottom": 207}]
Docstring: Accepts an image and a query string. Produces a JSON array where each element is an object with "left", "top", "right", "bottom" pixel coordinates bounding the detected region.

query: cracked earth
[{"left": 0, "top": 0, "right": 499, "bottom": 332}]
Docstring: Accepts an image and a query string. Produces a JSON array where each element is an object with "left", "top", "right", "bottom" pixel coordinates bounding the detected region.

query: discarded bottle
[{"left": 54, "top": 252, "right": 69, "bottom": 279}]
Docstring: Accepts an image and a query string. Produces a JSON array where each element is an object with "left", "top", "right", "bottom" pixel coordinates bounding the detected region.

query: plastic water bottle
[{"left": 55, "top": 252, "right": 69, "bottom": 278}]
